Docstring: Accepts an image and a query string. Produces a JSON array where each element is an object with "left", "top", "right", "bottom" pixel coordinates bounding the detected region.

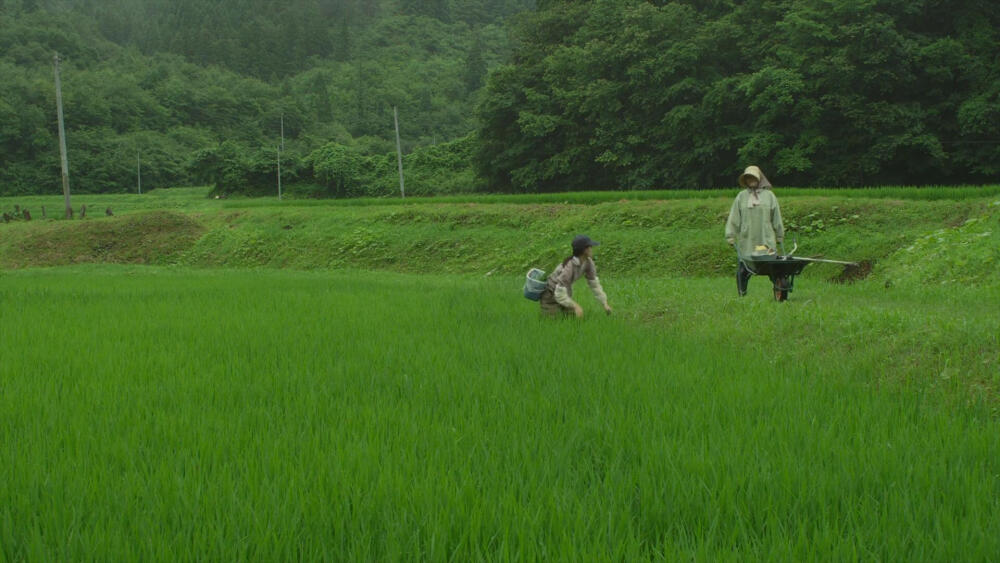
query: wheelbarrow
[{"left": 736, "top": 242, "right": 858, "bottom": 301}]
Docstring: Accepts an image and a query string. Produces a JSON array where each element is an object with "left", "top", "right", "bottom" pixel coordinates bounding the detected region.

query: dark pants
[
  {"left": 737, "top": 262, "right": 787, "bottom": 297},
  {"left": 539, "top": 288, "right": 572, "bottom": 316}
]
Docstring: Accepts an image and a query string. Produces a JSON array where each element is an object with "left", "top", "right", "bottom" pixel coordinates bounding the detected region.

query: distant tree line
[{"left": 476, "top": 0, "right": 1000, "bottom": 190}]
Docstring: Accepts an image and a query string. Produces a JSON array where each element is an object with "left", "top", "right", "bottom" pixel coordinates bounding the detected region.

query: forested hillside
[
  {"left": 477, "top": 0, "right": 1000, "bottom": 191},
  {"left": 0, "top": 0, "right": 532, "bottom": 195},
  {"left": 2, "top": 0, "right": 999, "bottom": 197}
]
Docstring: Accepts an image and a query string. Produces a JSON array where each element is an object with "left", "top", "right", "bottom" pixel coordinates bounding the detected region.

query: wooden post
[
  {"left": 137, "top": 149, "right": 142, "bottom": 194},
  {"left": 54, "top": 53, "right": 72, "bottom": 218},
  {"left": 277, "top": 114, "right": 284, "bottom": 201},
  {"left": 394, "top": 106, "right": 405, "bottom": 198}
]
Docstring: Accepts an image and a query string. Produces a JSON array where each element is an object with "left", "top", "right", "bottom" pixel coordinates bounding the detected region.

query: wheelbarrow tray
[{"left": 742, "top": 255, "right": 811, "bottom": 277}]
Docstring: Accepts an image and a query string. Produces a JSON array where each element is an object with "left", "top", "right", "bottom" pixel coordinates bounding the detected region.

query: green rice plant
[
  {"left": 1, "top": 185, "right": 997, "bottom": 219},
  {"left": 0, "top": 266, "right": 997, "bottom": 560}
]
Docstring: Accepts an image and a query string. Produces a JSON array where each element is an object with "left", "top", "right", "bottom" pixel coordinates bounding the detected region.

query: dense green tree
[
  {"left": 477, "top": 0, "right": 1000, "bottom": 190},
  {"left": 400, "top": 0, "right": 450, "bottom": 20},
  {"left": 464, "top": 32, "right": 487, "bottom": 92},
  {"left": 308, "top": 142, "right": 367, "bottom": 197}
]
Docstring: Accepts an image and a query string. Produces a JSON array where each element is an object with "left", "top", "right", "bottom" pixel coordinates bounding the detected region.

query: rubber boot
[{"left": 737, "top": 263, "right": 752, "bottom": 296}]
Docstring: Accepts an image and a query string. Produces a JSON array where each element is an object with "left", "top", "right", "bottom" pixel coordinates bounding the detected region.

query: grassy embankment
[
  {"left": 0, "top": 267, "right": 997, "bottom": 560},
  {"left": 2, "top": 186, "right": 998, "bottom": 285}
]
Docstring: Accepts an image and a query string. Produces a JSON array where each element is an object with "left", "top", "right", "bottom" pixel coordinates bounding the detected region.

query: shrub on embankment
[{"left": 2, "top": 194, "right": 997, "bottom": 287}]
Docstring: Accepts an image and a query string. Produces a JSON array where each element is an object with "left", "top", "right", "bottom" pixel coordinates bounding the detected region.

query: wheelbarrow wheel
[{"left": 773, "top": 277, "right": 790, "bottom": 302}]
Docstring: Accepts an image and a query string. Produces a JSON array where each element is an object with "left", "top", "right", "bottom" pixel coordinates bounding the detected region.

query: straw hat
[{"left": 739, "top": 165, "right": 772, "bottom": 189}]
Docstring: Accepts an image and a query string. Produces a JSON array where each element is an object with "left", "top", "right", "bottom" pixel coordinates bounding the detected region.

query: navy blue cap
[{"left": 572, "top": 234, "right": 600, "bottom": 254}]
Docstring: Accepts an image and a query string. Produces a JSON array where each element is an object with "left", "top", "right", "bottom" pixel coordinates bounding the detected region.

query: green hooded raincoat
[{"left": 725, "top": 169, "right": 785, "bottom": 258}]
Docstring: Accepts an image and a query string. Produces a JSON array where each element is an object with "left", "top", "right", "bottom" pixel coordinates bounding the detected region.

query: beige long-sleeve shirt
[{"left": 546, "top": 256, "right": 608, "bottom": 308}]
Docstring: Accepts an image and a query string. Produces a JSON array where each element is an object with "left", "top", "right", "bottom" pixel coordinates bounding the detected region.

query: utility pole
[
  {"left": 137, "top": 149, "right": 142, "bottom": 194},
  {"left": 393, "top": 106, "right": 405, "bottom": 198},
  {"left": 54, "top": 53, "right": 72, "bottom": 218},
  {"left": 277, "top": 113, "right": 284, "bottom": 201}
]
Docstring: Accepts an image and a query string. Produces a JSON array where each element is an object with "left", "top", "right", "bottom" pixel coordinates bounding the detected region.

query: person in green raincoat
[{"left": 725, "top": 165, "right": 785, "bottom": 296}]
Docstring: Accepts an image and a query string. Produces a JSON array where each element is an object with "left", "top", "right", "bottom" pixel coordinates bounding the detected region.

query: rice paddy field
[{"left": 1, "top": 264, "right": 998, "bottom": 560}]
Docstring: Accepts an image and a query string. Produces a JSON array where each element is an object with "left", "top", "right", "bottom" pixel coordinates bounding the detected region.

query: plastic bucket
[{"left": 523, "top": 268, "right": 547, "bottom": 301}]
